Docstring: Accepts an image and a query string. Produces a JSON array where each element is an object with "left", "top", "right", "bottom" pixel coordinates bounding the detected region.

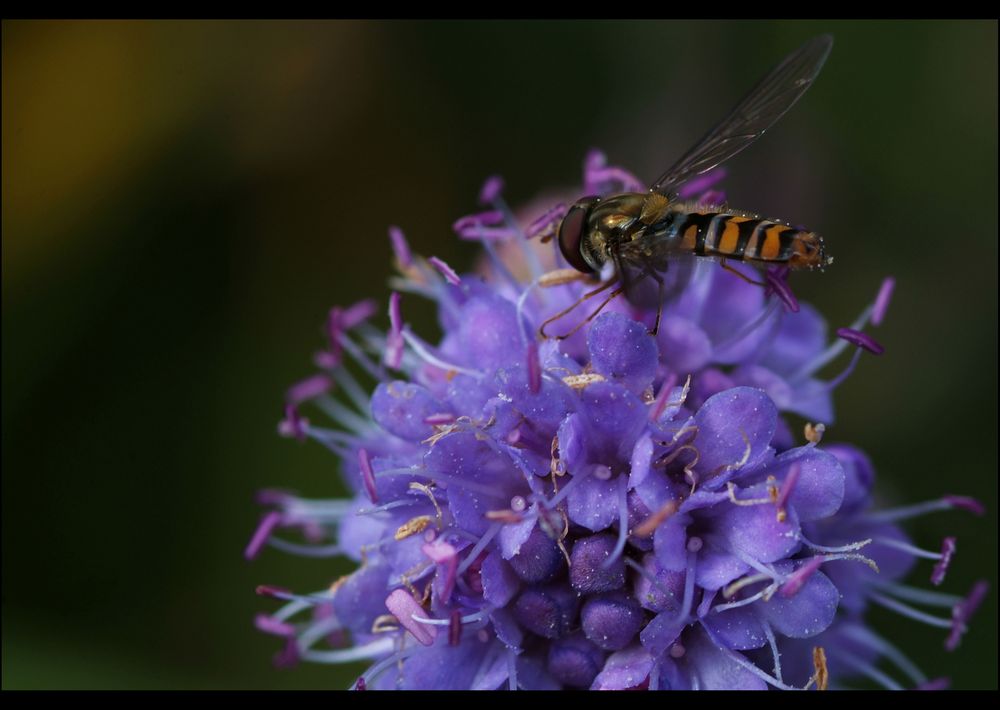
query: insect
[{"left": 546, "top": 34, "right": 834, "bottom": 339}]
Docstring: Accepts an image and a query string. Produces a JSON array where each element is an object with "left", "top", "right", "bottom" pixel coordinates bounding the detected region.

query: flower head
[{"left": 249, "top": 153, "right": 986, "bottom": 690}]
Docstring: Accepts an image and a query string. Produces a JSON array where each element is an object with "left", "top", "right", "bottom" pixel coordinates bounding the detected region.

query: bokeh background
[{"left": 3, "top": 19, "right": 996, "bottom": 690}]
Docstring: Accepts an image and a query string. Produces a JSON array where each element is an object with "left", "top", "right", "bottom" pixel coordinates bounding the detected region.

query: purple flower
[{"left": 249, "top": 153, "right": 986, "bottom": 690}]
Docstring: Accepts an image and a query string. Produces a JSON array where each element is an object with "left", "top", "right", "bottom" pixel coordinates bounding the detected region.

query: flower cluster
[{"left": 247, "top": 152, "right": 986, "bottom": 690}]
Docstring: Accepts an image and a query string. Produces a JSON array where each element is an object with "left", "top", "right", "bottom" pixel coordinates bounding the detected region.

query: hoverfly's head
[
  {"left": 558, "top": 196, "right": 602, "bottom": 273},
  {"left": 789, "top": 232, "right": 831, "bottom": 271}
]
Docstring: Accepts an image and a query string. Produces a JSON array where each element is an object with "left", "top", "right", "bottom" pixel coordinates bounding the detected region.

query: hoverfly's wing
[{"left": 650, "top": 35, "right": 833, "bottom": 199}]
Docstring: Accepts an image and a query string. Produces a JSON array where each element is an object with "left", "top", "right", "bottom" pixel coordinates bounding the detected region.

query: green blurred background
[{"left": 2, "top": 20, "right": 996, "bottom": 689}]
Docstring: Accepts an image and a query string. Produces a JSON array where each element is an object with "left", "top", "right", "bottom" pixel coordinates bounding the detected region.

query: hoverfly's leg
[
  {"left": 646, "top": 268, "right": 666, "bottom": 337},
  {"left": 546, "top": 286, "right": 626, "bottom": 341},
  {"left": 719, "top": 258, "right": 767, "bottom": 288},
  {"left": 538, "top": 278, "right": 618, "bottom": 340}
]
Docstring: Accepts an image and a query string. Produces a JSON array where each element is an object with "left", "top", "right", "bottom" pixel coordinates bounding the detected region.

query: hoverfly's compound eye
[{"left": 558, "top": 199, "right": 598, "bottom": 274}]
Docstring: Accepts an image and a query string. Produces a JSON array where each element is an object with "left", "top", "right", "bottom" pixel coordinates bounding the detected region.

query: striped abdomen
[{"left": 670, "top": 210, "right": 825, "bottom": 269}]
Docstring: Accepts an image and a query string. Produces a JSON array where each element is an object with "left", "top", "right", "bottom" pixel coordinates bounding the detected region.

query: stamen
[
  {"left": 254, "top": 614, "right": 296, "bottom": 637},
  {"left": 779, "top": 557, "right": 823, "bottom": 597},
  {"left": 798, "top": 535, "right": 872, "bottom": 555},
  {"left": 285, "top": 374, "right": 333, "bottom": 405},
  {"left": 761, "top": 617, "right": 783, "bottom": 683},
  {"left": 675, "top": 546, "right": 699, "bottom": 625},
  {"left": 507, "top": 646, "right": 518, "bottom": 691},
  {"left": 820, "top": 552, "right": 879, "bottom": 573},
  {"left": 930, "top": 537, "right": 958, "bottom": 586},
  {"left": 727, "top": 481, "right": 772, "bottom": 507},
  {"left": 835, "top": 653, "right": 902, "bottom": 690},
  {"left": 869, "top": 591, "right": 953, "bottom": 629},
  {"left": 722, "top": 573, "right": 772, "bottom": 600},
  {"left": 602, "top": 475, "right": 631, "bottom": 569},
  {"left": 633, "top": 500, "right": 677, "bottom": 539},
  {"left": 278, "top": 404, "right": 308, "bottom": 441},
  {"left": 764, "top": 268, "right": 800, "bottom": 313},
  {"left": 267, "top": 539, "right": 342, "bottom": 558},
  {"left": 449, "top": 609, "right": 462, "bottom": 646},
  {"left": 562, "top": 373, "right": 606, "bottom": 390},
  {"left": 526, "top": 203, "right": 568, "bottom": 239},
  {"left": 812, "top": 646, "right": 828, "bottom": 691},
  {"left": 804, "top": 422, "right": 825, "bottom": 445},
  {"left": 422, "top": 538, "right": 458, "bottom": 601},
  {"left": 456, "top": 522, "right": 502, "bottom": 575},
  {"left": 527, "top": 341, "right": 541, "bottom": 394},
  {"left": 547, "top": 464, "right": 594, "bottom": 508},
  {"left": 314, "top": 394, "right": 372, "bottom": 434},
  {"left": 836, "top": 327, "right": 885, "bottom": 355},
  {"left": 395, "top": 516, "right": 433, "bottom": 541},
  {"left": 400, "top": 327, "right": 482, "bottom": 378},
  {"left": 712, "top": 582, "right": 780, "bottom": 613},
  {"left": 385, "top": 588, "right": 437, "bottom": 646},
  {"left": 773, "top": 464, "right": 799, "bottom": 522},
  {"left": 916, "top": 678, "right": 951, "bottom": 691},
  {"left": 839, "top": 624, "right": 926, "bottom": 685},
  {"left": 389, "top": 225, "right": 413, "bottom": 270},
  {"left": 869, "top": 495, "right": 985, "bottom": 522},
  {"left": 245, "top": 511, "right": 283, "bottom": 560},
  {"left": 354, "top": 646, "right": 421, "bottom": 688},
  {"left": 700, "top": 624, "right": 797, "bottom": 690},
  {"left": 453, "top": 210, "right": 505, "bottom": 234},
  {"left": 872, "top": 277, "right": 895, "bottom": 326},
  {"left": 358, "top": 448, "right": 378, "bottom": 504},
  {"left": 874, "top": 582, "right": 963, "bottom": 608},
  {"left": 946, "top": 580, "right": 989, "bottom": 651},
  {"left": 428, "top": 256, "right": 462, "bottom": 286},
  {"left": 648, "top": 372, "right": 680, "bottom": 422},
  {"left": 485, "top": 509, "right": 524, "bottom": 524},
  {"left": 385, "top": 292, "right": 404, "bottom": 369},
  {"left": 875, "top": 536, "right": 948, "bottom": 561},
  {"left": 478, "top": 175, "right": 504, "bottom": 205}
]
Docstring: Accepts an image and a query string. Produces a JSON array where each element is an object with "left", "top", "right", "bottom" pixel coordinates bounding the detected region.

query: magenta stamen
[
  {"left": 695, "top": 189, "right": 726, "bottom": 206},
  {"left": 930, "top": 537, "right": 957, "bottom": 586},
  {"left": 385, "top": 589, "right": 437, "bottom": 646},
  {"left": 526, "top": 203, "right": 567, "bottom": 239},
  {"left": 649, "top": 373, "right": 679, "bottom": 422},
  {"left": 765, "top": 268, "right": 800, "bottom": 313},
  {"left": 453, "top": 210, "right": 505, "bottom": 233},
  {"left": 457, "top": 226, "right": 517, "bottom": 241},
  {"left": 255, "top": 488, "right": 293, "bottom": 506},
  {"left": 775, "top": 462, "right": 801, "bottom": 513},
  {"left": 424, "top": 412, "right": 456, "bottom": 426},
  {"left": 779, "top": 556, "right": 823, "bottom": 597},
  {"left": 385, "top": 291, "right": 404, "bottom": 369},
  {"left": 388, "top": 225, "right": 413, "bottom": 269},
  {"left": 278, "top": 404, "right": 308, "bottom": 441},
  {"left": 527, "top": 341, "right": 541, "bottom": 394},
  {"left": 428, "top": 256, "right": 462, "bottom": 286},
  {"left": 313, "top": 350, "right": 339, "bottom": 369},
  {"left": 676, "top": 168, "right": 728, "bottom": 200},
  {"left": 944, "top": 495, "right": 986, "bottom": 516},
  {"left": 358, "top": 448, "right": 378, "bottom": 504},
  {"left": 836, "top": 327, "right": 885, "bottom": 355},
  {"left": 245, "top": 511, "right": 283, "bottom": 560},
  {"left": 448, "top": 609, "right": 462, "bottom": 646},
  {"left": 354, "top": 677, "right": 367, "bottom": 691},
  {"left": 285, "top": 374, "right": 333, "bottom": 405},
  {"left": 916, "top": 677, "right": 950, "bottom": 691},
  {"left": 255, "top": 584, "right": 292, "bottom": 599},
  {"left": 872, "top": 277, "right": 895, "bottom": 326},
  {"left": 255, "top": 613, "right": 296, "bottom": 637},
  {"left": 946, "top": 580, "right": 989, "bottom": 651},
  {"left": 273, "top": 638, "right": 300, "bottom": 669},
  {"left": 478, "top": 175, "right": 504, "bottom": 205},
  {"left": 341, "top": 299, "right": 378, "bottom": 330},
  {"left": 423, "top": 538, "right": 458, "bottom": 603},
  {"left": 587, "top": 166, "right": 645, "bottom": 193}
]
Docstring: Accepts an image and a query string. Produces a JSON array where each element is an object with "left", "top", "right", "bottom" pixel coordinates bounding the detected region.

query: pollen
[{"left": 395, "top": 515, "right": 433, "bottom": 540}]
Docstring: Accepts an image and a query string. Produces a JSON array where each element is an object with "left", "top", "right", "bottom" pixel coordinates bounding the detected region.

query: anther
[
  {"left": 687, "top": 536, "right": 704, "bottom": 553},
  {"left": 633, "top": 501, "right": 678, "bottom": 539},
  {"left": 836, "top": 327, "right": 884, "bottom": 355},
  {"left": 812, "top": 647, "right": 828, "bottom": 691},
  {"left": 804, "top": 422, "right": 825, "bottom": 445},
  {"left": 395, "top": 515, "right": 433, "bottom": 541}
]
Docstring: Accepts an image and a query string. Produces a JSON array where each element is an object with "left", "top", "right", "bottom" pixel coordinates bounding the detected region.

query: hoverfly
[{"left": 546, "top": 35, "right": 834, "bottom": 339}]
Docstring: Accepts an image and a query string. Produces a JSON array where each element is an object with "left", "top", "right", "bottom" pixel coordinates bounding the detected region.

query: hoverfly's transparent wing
[{"left": 651, "top": 35, "right": 833, "bottom": 199}]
